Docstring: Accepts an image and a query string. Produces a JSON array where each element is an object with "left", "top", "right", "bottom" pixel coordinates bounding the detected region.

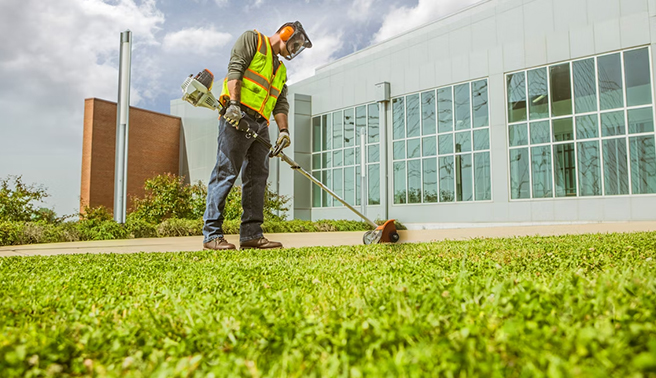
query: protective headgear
[{"left": 277, "top": 21, "right": 312, "bottom": 60}]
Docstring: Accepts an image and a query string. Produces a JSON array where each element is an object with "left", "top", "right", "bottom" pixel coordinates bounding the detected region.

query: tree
[{"left": 0, "top": 175, "right": 54, "bottom": 222}]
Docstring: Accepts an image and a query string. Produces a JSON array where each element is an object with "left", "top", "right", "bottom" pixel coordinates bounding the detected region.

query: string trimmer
[{"left": 180, "top": 69, "right": 400, "bottom": 245}]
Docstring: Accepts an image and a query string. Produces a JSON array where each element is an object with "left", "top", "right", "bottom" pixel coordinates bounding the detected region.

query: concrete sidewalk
[{"left": 1, "top": 221, "right": 655, "bottom": 257}]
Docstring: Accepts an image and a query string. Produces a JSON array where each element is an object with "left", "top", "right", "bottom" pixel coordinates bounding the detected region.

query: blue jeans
[{"left": 203, "top": 114, "right": 270, "bottom": 243}]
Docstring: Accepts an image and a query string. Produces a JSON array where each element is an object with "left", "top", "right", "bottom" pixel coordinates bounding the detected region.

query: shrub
[
  {"left": 0, "top": 221, "right": 23, "bottom": 246},
  {"left": 125, "top": 214, "right": 158, "bottom": 239},
  {"left": 130, "top": 173, "right": 204, "bottom": 224},
  {"left": 156, "top": 218, "right": 203, "bottom": 237},
  {"left": 0, "top": 175, "right": 50, "bottom": 223}
]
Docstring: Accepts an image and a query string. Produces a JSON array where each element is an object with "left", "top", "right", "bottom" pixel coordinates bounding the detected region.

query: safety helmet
[{"left": 277, "top": 21, "right": 312, "bottom": 60}]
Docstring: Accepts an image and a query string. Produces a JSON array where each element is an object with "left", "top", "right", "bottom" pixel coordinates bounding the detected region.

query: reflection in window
[
  {"left": 506, "top": 47, "right": 655, "bottom": 199},
  {"left": 528, "top": 68, "right": 549, "bottom": 120},
  {"left": 550, "top": 63, "right": 572, "bottom": 117},
  {"left": 598, "top": 53, "right": 624, "bottom": 110},
  {"left": 630, "top": 136, "right": 656, "bottom": 194},
  {"left": 393, "top": 79, "right": 491, "bottom": 204},
  {"left": 392, "top": 98, "right": 405, "bottom": 140},
  {"left": 312, "top": 103, "right": 380, "bottom": 208},
  {"left": 507, "top": 72, "right": 527, "bottom": 123}
]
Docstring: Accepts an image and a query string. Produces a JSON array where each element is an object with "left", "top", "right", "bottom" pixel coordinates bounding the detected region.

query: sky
[{"left": 0, "top": 0, "right": 481, "bottom": 217}]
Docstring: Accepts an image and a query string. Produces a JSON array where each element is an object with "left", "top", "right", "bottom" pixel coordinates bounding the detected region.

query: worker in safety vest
[{"left": 203, "top": 21, "right": 312, "bottom": 251}]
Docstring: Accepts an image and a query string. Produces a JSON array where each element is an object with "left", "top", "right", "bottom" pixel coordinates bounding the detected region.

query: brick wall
[{"left": 80, "top": 98, "right": 181, "bottom": 213}]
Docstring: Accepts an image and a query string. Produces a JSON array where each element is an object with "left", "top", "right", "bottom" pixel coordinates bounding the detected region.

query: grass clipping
[{"left": 1, "top": 232, "right": 656, "bottom": 376}]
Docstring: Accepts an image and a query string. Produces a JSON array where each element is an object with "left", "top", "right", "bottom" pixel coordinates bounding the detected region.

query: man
[{"left": 203, "top": 21, "right": 312, "bottom": 251}]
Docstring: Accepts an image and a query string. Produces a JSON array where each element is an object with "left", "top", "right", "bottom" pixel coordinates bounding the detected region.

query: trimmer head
[{"left": 363, "top": 219, "right": 400, "bottom": 245}]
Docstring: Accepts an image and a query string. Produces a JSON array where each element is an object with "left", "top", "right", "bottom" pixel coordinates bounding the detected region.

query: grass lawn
[{"left": 1, "top": 232, "right": 656, "bottom": 377}]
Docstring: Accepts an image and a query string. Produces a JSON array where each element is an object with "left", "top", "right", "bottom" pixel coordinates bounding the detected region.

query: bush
[
  {"left": 125, "top": 215, "right": 158, "bottom": 239},
  {"left": 0, "top": 221, "right": 22, "bottom": 246},
  {"left": 130, "top": 173, "right": 205, "bottom": 224},
  {"left": 0, "top": 175, "right": 52, "bottom": 223},
  {"left": 156, "top": 218, "right": 203, "bottom": 237}
]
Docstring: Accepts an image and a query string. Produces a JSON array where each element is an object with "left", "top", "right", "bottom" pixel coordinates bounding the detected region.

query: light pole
[{"left": 114, "top": 30, "right": 132, "bottom": 223}]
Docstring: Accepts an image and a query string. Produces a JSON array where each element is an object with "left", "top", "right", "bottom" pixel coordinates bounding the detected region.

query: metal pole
[{"left": 114, "top": 30, "right": 132, "bottom": 223}]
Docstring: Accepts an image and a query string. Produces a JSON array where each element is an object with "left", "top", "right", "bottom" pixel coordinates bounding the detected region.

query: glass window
[
  {"left": 603, "top": 138, "right": 629, "bottom": 195},
  {"left": 423, "top": 158, "right": 438, "bottom": 203},
  {"left": 356, "top": 106, "right": 367, "bottom": 137},
  {"left": 624, "top": 48, "right": 652, "bottom": 107},
  {"left": 439, "top": 134, "right": 453, "bottom": 155},
  {"left": 576, "top": 115, "right": 599, "bottom": 140},
  {"left": 344, "top": 167, "right": 355, "bottom": 205},
  {"left": 455, "top": 131, "right": 472, "bottom": 153},
  {"left": 322, "top": 151, "right": 331, "bottom": 169},
  {"left": 554, "top": 143, "right": 577, "bottom": 197},
  {"left": 509, "top": 123, "right": 529, "bottom": 147},
  {"left": 333, "top": 168, "right": 343, "bottom": 205},
  {"left": 510, "top": 148, "right": 530, "bottom": 199},
  {"left": 474, "top": 152, "right": 491, "bottom": 201},
  {"left": 456, "top": 154, "right": 473, "bottom": 201},
  {"left": 437, "top": 87, "right": 453, "bottom": 133},
  {"left": 312, "top": 172, "right": 322, "bottom": 207},
  {"left": 393, "top": 161, "right": 406, "bottom": 204},
  {"left": 550, "top": 63, "right": 573, "bottom": 117},
  {"left": 406, "top": 94, "right": 421, "bottom": 137},
  {"left": 312, "top": 154, "right": 321, "bottom": 170},
  {"left": 344, "top": 109, "right": 355, "bottom": 147},
  {"left": 422, "top": 136, "right": 437, "bottom": 156},
  {"left": 407, "top": 139, "right": 421, "bottom": 159},
  {"left": 598, "top": 53, "right": 624, "bottom": 110},
  {"left": 393, "top": 141, "right": 405, "bottom": 160},
  {"left": 333, "top": 150, "right": 343, "bottom": 167},
  {"left": 422, "top": 90, "right": 436, "bottom": 135},
  {"left": 630, "top": 135, "right": 656, "bottom": 194},
  {"left": 528, "top": 68, "right": 549, "bottom": 120},
  {"left": 392, "top": 98, "right": 405, "bottom": 140},
  {"left": 508, "top": 72, "right": 527, "bottom": 123},
  {"left": 473, "top": 129, "right": 490, "bottom": 151},
  {"left": 601, "top": 111, "right": 626, "bottom": 137},
  {"left": 312, "top": 116, "right": 321, "bottom": 152},
  {"left": 368, "top": 145, "right": 379, "bottom": 163},
  {"left": 368, "top": 103, "right": 379, "bottom": 143},
  {"left": 553, "top": 118, "right": 574, "bottom": 142},
  {"left": 628, "top": 107, "right": 654, "bottom": 134},
  {"left": 356, "top": 166, "right": 361, "bottom": 206},
  {"left": 344, "top": 148, "right": 355, "bottom": 166},
  {"left": 472, "top": 80, "right": 489, "bottom": 128},
  {"left": 332, "top": 111, "right": 343, "bottom": 149},
  {"left": 531, "top": 145, "right": 553, "bottom": 198},
  {"left": 530, "top": 121, "right": 551, "bottom": 144},
  {"left": 322, "top": 170, "right": 332, "bottom": 207},
  {"left": 439, "top": 156, "right": 455, "bottom": 202},
  {"left": 573, "top": 58, "right": 597, "bottom": 113},
  {"left": 455, "top": 83, "right": 471, "bottom": 130},
  {"left": 507, "top": 48, "right": 656, "bottom": 200},
  {"left": 577, "top": 141, "right": 602, "bottom": 196},
  {"left": 368, "top": 164, "right": 380, "bottom": 205},
  {"left": 322, "top": 113, "right": 331, "bottom": 150},
  {"left": 408, "top": 160, "right": 422, "bottom": 204}
]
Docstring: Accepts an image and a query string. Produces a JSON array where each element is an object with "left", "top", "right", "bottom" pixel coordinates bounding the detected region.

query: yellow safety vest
[{"left": 220, "top": 31, "right": 286, "bottom": 124}]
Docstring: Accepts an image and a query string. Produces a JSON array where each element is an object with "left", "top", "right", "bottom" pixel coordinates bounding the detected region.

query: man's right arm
[{"left": 225, "top": 30, "right": 258, "bottom": 103}]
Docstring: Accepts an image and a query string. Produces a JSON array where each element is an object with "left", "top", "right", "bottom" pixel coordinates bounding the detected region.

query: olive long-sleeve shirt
[{"left": 226, "top": 30, "right": 289, "bottom": 116}]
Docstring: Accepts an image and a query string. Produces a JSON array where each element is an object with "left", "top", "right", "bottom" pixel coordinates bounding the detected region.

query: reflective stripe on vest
[{"left": 220, "top": 31, "right": 286, "bottom": 124}]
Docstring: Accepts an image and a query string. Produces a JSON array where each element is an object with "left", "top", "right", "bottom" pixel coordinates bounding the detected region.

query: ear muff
[{"left": 280, "top": 26, "right": 294, "bottom": 42}]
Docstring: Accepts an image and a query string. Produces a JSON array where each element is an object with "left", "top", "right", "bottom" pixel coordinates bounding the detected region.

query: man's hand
[
  {"left": 271, "top": 129, "right": 290, "bottom": 156},
  {"left": 224, "top": 100, "right": 242, "bottom": 127}
]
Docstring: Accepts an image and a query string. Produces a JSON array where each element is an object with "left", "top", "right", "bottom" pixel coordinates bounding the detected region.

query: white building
[{"left": 172, "top": 0, "right": 656, "bottom": 228}]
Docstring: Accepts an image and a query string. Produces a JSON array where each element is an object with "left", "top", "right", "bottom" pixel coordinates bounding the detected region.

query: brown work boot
[
  {"left": 240, "top": 237, "right": 283, "bottom": 250},
  {"left": 203, "top": 237, "right": 236, "bottom": 250}
]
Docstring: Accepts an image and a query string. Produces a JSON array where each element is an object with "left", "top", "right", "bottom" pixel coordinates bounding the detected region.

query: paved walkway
[{"left": 1, "top": 221, "right": 655, "bottom": 257}]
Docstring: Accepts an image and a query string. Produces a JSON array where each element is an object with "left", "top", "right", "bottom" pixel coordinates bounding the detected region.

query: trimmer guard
[{"left": 363, "top": 219, "right": 400, "bottom": 245}]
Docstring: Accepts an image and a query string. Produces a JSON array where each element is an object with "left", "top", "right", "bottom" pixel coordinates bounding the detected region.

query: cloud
[
  {"left": 163, "top": 27, "right": 233, "bottom": 54},
  {"left": 286, "top": 30, "right": 344, "bottom": 84},
  {"left": 373, "top": 0, "right": 483, "bottom": 43},
  {"left": 0, "top": 0, "right": 165, "bottom": 215},
  {"left": 348, "top": 0, "right": 375, "bottom": 22}
]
